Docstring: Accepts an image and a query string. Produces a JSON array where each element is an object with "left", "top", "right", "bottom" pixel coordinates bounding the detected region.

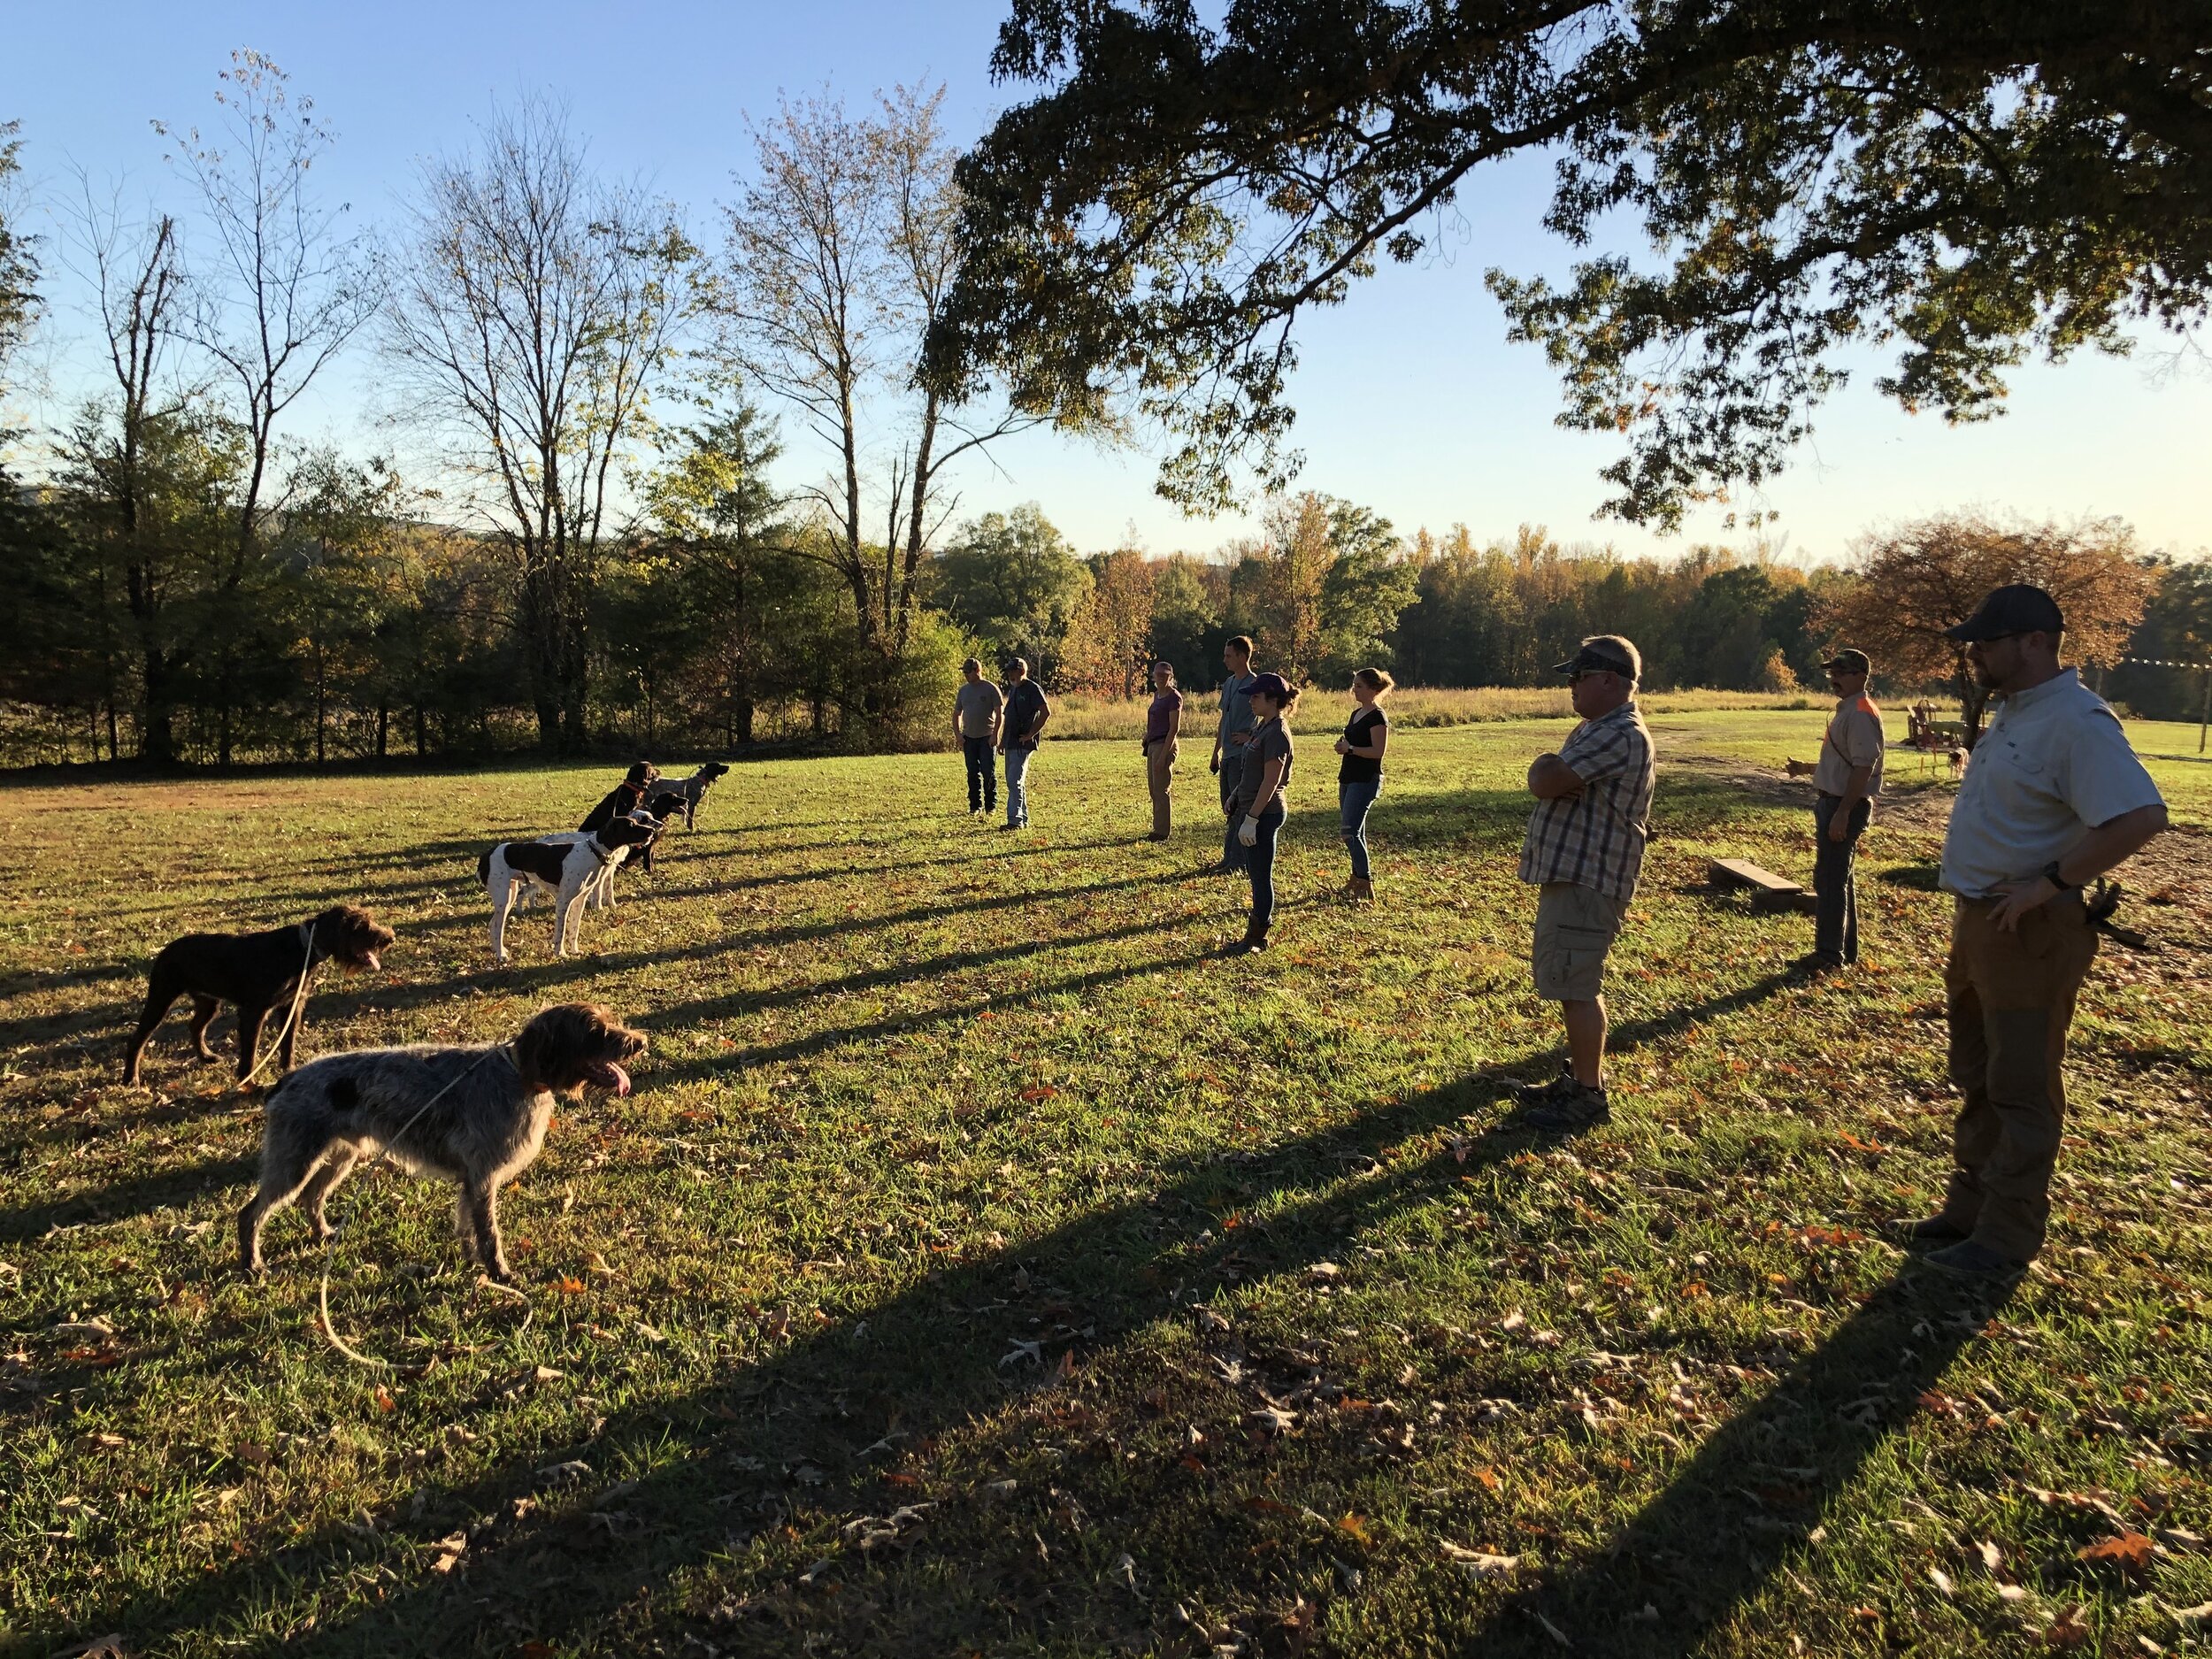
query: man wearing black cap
[
  {"left": 1514, "top": 635, "right": 1656, "bottom": 1131},
  {"left": 1785, "top": 648, "right": 1885, "bottom": 971},
  {"left": 1904, "top": 584, "right": 2168, "bottom": 1278}
]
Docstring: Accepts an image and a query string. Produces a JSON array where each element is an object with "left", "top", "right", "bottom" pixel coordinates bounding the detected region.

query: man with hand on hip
[
  {"left": 997, "top": 657, "right": 1051, "bottom": 831},
  {"left": 1785, "top": 648, "right": 1884, "bottom": 972},
  {"left": 1904, "top": 584, "right": 2167, "bottom": 1279},
  {"left": 1514, "top": 635, "right": 1656, "bottom": 1133},
  {"left": 1208, "top": 636, "right": 1260, "bottom": 874}
]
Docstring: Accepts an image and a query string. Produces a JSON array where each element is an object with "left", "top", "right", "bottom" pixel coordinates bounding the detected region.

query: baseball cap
[
  {"left": 1552, "top": 638, "right": 1639, "bottom": 679},
  {"left": 1945, "top": 584, "right": 2065, "bottom": 642},
  {"left": 1823, "top": 649, "right": 1871, "bottom": 674},
  {"left": 1247, "top": 672, "right": 1293, "bottom": 703}
]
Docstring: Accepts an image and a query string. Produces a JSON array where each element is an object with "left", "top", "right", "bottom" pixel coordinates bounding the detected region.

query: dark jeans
[
  {"left": 963, "top": 737, "right": 996, "bottom": 811},
  {"left": 1812, "top": 794, "right": 1870, "bottom": 963},
  {"left": 1339, "top": 778, "right": 1380, "bottom": 880},
  {"left": 1242, "top": 798, "right": 1286, "bottom": 941}
]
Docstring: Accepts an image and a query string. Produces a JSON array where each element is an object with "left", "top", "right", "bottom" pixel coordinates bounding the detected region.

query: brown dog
[{"left": 125, "top": 905, "right": 394, "bottom": 1087}]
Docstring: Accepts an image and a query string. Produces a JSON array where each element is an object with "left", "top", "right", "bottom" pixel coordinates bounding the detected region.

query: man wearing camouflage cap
[
  {"left": 1786, "top": 648, "right": 1885, "bottom": 971},
  {"left": 1904, "top": 585, "right": 2168, "bottom": 1278}
]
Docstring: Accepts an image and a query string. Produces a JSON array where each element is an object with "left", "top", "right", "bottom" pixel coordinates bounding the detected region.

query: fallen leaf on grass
[
  {"left": 1305, "top": 1263, "right": 1342, "bottom": 1285},
  {"left": 427, "top": 1532, "right": 467, "bottom": 1574},
  {"left": 1474, "top": 1467, "right": 1502, "bottom": 1492},
  {"left": 1019, "top": 1086, "right": 1058, "bottom": 1102},
  {"left": 1441, "top": 1541, "right": 1520, "bottom": 1576},
  {"left": 2076, "top": 1532, "right": 2155, "bottom": 1574},
  {"left": 1929, "top": 1567, "right": 1955, "bottom": 1596},
  {"left": 373, "top": 1385, "right": 396, "bottom": 1414},
  {"left": 58, "top": 1638, "right": 127, "bottom": 1658},
  {"left": 1336, "top": 1512, "right": 1371, "bottom": 1545},
  {"left": 2044, "top": 1604, "right": 2093, "bottom": 1648},
  {"left": 1978, "top": 1540, "right": 2003, "bottom": 1572},
  {"left": 557, "top": 1277, "right": 587, "bottom": 1295}
]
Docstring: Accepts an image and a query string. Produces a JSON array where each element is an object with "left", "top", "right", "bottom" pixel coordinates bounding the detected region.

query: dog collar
[{"left": 587, "top": 838, "right": 620, "bottom": 864}]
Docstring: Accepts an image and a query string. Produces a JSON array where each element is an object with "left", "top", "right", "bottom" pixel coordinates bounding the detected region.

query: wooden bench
[{"left": 1709, "top": 856, "right": 1817, "bottom": 914}]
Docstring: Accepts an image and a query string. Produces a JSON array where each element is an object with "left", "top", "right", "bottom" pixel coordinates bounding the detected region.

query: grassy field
[{"left": 3, "top": 710, "right": 2208, "bottom": 1658}]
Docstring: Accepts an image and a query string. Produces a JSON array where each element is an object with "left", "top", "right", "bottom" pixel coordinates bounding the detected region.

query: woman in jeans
[
  {"left": 1333, "top": 667, "right": 1393, "bottom": 901},
  {"left": 1230, "top": 673, "right": 1297, "bottom": 953}
]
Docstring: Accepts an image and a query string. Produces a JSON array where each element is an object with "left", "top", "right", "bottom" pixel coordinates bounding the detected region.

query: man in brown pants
[{"left": 1908, "top": 585, "right": 2168, "bottom": 1278}]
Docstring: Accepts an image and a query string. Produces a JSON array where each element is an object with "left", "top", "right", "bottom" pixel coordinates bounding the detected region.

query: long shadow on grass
[
  {"left": 1463, "top": 1271, "right": 2015, "bottom": 1655},
  {"left": 0, "top": 1151, "right": 257, "bottom": 1243},
  {"left": 83, "top": 1074, "right": 1536, "bottom": 1656}
]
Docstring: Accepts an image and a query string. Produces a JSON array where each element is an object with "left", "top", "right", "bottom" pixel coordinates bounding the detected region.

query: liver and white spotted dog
[
  {"left": 124, "top": 905, "right": 394, "bottom": 1087},
  {"left": 239, "top": 1002, "right": 645, "bottom": 1280},
  {"left": 478, "top": 817, "right": 659, "bottom": 962}
]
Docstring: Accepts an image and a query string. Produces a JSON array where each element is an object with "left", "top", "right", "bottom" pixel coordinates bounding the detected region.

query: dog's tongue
[
  {"left": 604, "top": 1062, "right": 632, "bottom": 1097},
  {"left": 363, "top": 951, "right": 381, "bottom": 972}
]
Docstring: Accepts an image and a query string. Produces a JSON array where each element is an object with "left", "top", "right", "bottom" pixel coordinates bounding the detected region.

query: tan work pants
[
  {"left": 1146, "top": 740, "right": 1178, "bottom": 837},
  {"left": 1940, "top": 893, "right": 2098, "bottom": 1262}
]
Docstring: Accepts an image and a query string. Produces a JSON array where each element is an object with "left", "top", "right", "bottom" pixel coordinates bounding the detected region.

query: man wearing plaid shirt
[{"left": 1514, "top": 635, "right": 1656, "bottom": 1131}]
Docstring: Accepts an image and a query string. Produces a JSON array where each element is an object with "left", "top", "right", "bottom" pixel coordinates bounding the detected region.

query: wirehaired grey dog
[
  {"left": 238, "top": 1002, "right": 646, "bottom": 1281},
  {"left": 125, "top": 904, "right": 395, "bottom": 1087}
]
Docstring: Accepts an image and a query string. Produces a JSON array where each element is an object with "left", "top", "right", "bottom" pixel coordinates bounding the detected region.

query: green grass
[{"left": 2, "top": 710, "right": 2208, "bottom": 1657}]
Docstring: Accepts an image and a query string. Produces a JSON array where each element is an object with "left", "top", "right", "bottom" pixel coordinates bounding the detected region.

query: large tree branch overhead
[{"left": 931, "top": 0, "right": 2212, "bottom": 526}]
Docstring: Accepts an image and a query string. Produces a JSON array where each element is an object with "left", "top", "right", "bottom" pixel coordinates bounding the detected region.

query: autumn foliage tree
[
  {"left": 1816, "top": 512, "right": 2156, "bottom": 741},
  {"left": 1057, "top": 546, "right": 1156, "bottom": 696}
]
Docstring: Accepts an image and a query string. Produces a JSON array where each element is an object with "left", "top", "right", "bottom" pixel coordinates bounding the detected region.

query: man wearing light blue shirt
[{"left": 1903, "top": 585, "right": 2168, "bottom": 1279}]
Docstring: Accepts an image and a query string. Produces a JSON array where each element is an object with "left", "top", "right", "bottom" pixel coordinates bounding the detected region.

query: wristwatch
[{"left": 2040, "top": 861, "right": 2076, "bottom": 893}]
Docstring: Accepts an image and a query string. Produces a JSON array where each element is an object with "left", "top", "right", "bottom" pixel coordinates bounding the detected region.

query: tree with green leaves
[
  {"left": 929, "top": 502, "right": 1092, "bottom": 682},
  {"left": 932, "top": 0, "right": 2211, "bottom": 526}
]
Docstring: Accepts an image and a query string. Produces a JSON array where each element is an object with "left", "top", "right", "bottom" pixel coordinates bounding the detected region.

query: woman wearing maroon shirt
[{"left": 1141, "top": 661, "right": 1184, "bottom": 841}]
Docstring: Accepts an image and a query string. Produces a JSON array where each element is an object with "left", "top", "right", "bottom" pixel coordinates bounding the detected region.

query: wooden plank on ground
[{"left": 1709, "top": 857, "right": 1818, "bottom": 914}]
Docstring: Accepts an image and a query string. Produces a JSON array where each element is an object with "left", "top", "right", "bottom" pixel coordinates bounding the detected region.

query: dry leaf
[
  {"left": 428, "top": 1532, "right": 468, "bottom": 1574},
  {"left": 2077, "top": 1532, "right": 2155, "bottom": 1574},
  {"left": 1978, "top": 1540, "right": 2003, "bottom": 1572},
  {"left": 1441, "top": 1541, "right": 1521, "bottom": 1576},
  {"left": 373, "top": 1385, "right": 396, "bottom": 1414},
  {"left": 1929, "top": 1568, "right": 1955, "bottom": 1596},
  {"left": 1305, "top": 1262, "right": 1342, "bottom": 1285},
  {"left": 1336, "top": 1512, "right": 1371, "bottom": 1544},
  {"left": 2044, "top": 1604, "right": 2093, "bottom": 1648}
]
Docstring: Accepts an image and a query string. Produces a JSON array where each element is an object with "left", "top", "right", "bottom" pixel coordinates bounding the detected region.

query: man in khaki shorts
[
  {"left": 1513, "top": 635, "right": 1656, "bottom": 1132},
  {"left": 1902, "top": 585, "right": 2168, "bottom": 1277}
]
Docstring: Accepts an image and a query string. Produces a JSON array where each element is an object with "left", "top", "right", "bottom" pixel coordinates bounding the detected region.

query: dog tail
[{"left": 477, "top": 847, "right": 495, "bottom": 887}]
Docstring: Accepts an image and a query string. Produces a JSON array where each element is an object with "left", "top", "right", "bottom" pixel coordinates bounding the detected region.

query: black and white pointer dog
[
  {"left": 238, "top": 1002, "right": 646, "bottom": 1280},
  {"left": 479, "top": 816, "right": 660, "bottom": 962},
  {"left": 124, "top": 905, "right": 395, "bottom": 1087}
]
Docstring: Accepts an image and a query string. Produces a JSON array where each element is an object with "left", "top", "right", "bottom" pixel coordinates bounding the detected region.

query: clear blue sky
[{"left": 6, "top": 0, "right": 2208, "bottom": 563}]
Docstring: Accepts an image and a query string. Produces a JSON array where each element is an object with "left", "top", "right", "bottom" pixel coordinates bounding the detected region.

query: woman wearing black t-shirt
[
  {"left": 1230, "top": 673, "right": 1297, "bottom": 953},
  {"left": 1333, "top": 668, "right": 1393, "bottom": 901}
]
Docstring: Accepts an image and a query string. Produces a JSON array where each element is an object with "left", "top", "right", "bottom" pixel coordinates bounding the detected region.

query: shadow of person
[
  {"left": 1463, "top": 1269, "right": 2017, "bottom": 1655},
  {"left": 88, "top": 1073, "right": 1531, "bottom": 1655}
]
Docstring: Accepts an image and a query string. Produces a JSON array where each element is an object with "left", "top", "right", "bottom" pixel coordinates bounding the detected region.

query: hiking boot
[
  {"left": 1919, "top": 1240, "right": 2027, "bottom": 1280},
  {"left": 1898, "top": 1214, "right": 1972, "bottom": 1247},
  {"left": 1345, "top": 877, "right": 1374, "bottom": 902},
  {"left": 1524, "top": 1079, "right": 1610, "bottom": 1133},
  {"left": 1788, "top": 952, "right": 1846, "bottom": 979},
  {"left": 1512, "top": 1067, "right": 1576, "bottom": 1107}
]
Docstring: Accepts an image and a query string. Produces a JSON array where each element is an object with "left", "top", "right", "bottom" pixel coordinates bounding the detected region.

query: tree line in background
[{"left": 0, "top": 60, "right": 2206, "bottom": 770}]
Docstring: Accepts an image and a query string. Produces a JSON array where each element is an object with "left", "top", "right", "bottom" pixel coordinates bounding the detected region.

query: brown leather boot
[{"left": 1346, "top": 878, "right": 1374, "bottom": 902}]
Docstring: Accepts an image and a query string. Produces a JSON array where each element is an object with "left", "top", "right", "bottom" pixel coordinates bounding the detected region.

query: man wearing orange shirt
[{"left": 1786, "top": 648, "right": 1885, "bottom": 972}]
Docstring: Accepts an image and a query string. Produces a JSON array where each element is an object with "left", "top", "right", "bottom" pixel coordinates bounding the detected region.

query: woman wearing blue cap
[{"left": 1229, "top": 673, "right": 1296, "bottom": 951}]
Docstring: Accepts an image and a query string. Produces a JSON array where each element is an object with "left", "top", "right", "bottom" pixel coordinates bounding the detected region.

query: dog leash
[
  {"left": 314, "top": 1044, "right": 532, "bottom": 1369},
  {"left": 235, "top": 925, "right": 319, "bottom": 1093}
]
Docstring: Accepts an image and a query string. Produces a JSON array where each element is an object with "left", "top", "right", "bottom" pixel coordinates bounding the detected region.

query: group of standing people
[
  {"left": 944, "top": 581, "right": 2169, "bottom": 1286},
  {"left": 953, "top": 657, "right": 1051, "bottom": 829},
  {"left": 1509, "top": 584, "right": 2169, "bottom": 1285},
  {"left": 953, "top": 636, "right": 1398, "bottom": 954}
]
